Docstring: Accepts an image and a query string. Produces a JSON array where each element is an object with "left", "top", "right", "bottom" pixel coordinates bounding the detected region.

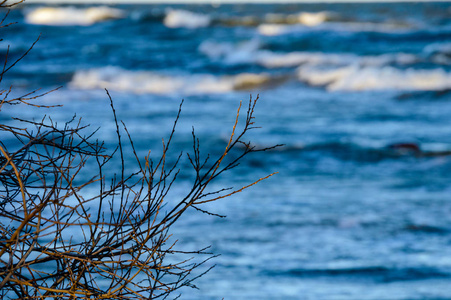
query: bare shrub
[{"left": 0, "top": 3, "right": 280, "bottom": 299}]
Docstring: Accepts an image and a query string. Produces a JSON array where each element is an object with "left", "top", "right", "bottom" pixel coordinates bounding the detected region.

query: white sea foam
[
  {"left": 297, "top": 65, "right": 451, "bottom": 91},
  {"left": 163, "top": 9, "right": 210, "bottom": 29},
  {"left": 257, "top": 24, "right": 300, "bottom": 36},
  {"left": 199, "top": 39, "right": 428, "bottom": 91},
  {"left": 258, "top": 20, "right": 412, "bottom": 36},
  {"left": 25, "top": 6, "right": 124, "bottom": 26},
  {"left": 256, "top": 52, "right": 355, "bottom": 68},
  {"left": 69, "top": 66, "right": 270, "bottom": 94},
  {"left": 258, "top": 52, "right": 418, "bottom": 68},
  {"left": 296, "top": 12, "right": 330, "bottom": 26},
  {"left": 199, "top": 40, "right": 417, "bottom": 69},
  {"left": 263, "top": 11, "right": 331, "bottom": 26}
]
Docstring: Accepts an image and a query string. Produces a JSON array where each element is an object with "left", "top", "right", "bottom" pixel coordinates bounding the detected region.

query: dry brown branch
[
  {"left": 0, "top": 4, "right": 281, "bottom": 299},
  {"left": 0, "top": 1, "right": 24, "bottom": 8}
]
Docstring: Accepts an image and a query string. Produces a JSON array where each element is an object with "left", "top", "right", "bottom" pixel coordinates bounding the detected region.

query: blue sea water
[{"left": 3, "top": 2, "right": 451, "bottom": 299}]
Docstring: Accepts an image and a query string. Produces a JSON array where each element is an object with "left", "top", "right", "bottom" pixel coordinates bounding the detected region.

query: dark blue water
[{"left": 3, "top": 2, "right": 451, "bottom": 299}]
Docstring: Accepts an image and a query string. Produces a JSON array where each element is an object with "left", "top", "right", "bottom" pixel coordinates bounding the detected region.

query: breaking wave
[
  {"left": 25, "top": 6, "right": 125, "bottom": 26},
  {"left": 163, "top": 9, "right": 211, "bottom": 29},
  {"left": 264, "top": 11, "right": 332, "bottom": 27},
  {"left": 199, "top": 39, "right": 451, "bottom": 91},
  {"left": 257, "top": 52, "right": 417, "bottom": 69},
  {"left": 297, "top": 65, "right": 451, "bottom": 91},
  {"left": 257, "top": 20, "right": 414, "bottom": 36},
  {"left": 69, "top": 66, "right": 270, "bottom": 94},
  {"left": 257, "top": 24, "right": 303, "bottom": 36},
  {"left": 199, "top": 40, "right": 418, "bottom": 69}
]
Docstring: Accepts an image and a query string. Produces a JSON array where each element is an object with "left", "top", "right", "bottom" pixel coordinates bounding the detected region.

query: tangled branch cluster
[{"left": 0, "top": 3, "right": 279, "bottom": 299}]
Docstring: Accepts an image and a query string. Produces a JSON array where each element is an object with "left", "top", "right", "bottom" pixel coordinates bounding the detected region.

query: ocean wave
[
  {"left": 266, "top": 11, "right": 332, "bottom": 27},
  {"left": 258, "top": 52, "right": 417, "bottom": 69},
  {"left": 199, "top": 40, "right": 417, "bottom": 69},
  {"left": 297, "top": 65, "right": 451, "bottom": 91},
  {"left": 25, "top": 6, "right": 125, "bottom": 26},
  {"left": 424, "top": 42, "right": 451, "bottom": 65},
  {"left": 258, "top": 20, "right": 413, "bottom": 36},
  {"left": 69, "top": 66, "right": 270, "bottom": 94},
  {"left": 424, "top": 42, "right": 451, "bottom": 56},
  {"left": 163, "top": 9, "right": 211, "bottom": 29},
  {"left": 257, "top": 24, "right": 303, "bottom": 36},
  {"left": 201, "top": 40, "right": 443, "bottom": 92},
  {"left": 128, "top": 9, "right": 165, "bottom": 23},
  {"left": 198, "top": 39, "right": 261, "bottom": 65},
  {"left": 211, "top": 11, "right": 334, "bottom": 28}
]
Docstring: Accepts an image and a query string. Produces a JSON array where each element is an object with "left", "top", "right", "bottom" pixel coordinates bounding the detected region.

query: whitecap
[
  {"left": 70, "top": 67, "right": 186, "bottom": 94},
  {"left": 69, "top": 66, "right": 270, "bottom": 94},
  {"left": 163, "top": 9, "right": 210, "bottom": 29},
  {"left": 258, "top": 19, "right": 413, "bottom": 36},
  {"left": 263, "top": 11, "right": 331, "bottom": 27},
  {"left": 200, "top": 40, "right": 344, "bottom": 67},
  {"left": 257, "top": 24, "right": 300, "bottom": 36},
  {"left": 199, "top": 40, "right": 418, "bottom": 70},
  {"left": 255, "top": 52, "right": 355, "bottom": 68},
  {"left": 296, "top": 12, "right": 329, "bottom": 27},
  {"left": 297, "top": 65, "right": 451, "bottom": 91},
  {"left": 25, "top": 6, "right": 124, "bottom": 26}
]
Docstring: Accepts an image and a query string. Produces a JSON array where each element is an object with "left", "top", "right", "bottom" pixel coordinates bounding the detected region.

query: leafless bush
[{"left": 0, "top": 3, "right": 279, "bottom": 299}]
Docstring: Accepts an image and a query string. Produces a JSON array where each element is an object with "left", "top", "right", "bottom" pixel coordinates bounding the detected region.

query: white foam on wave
[
  {"left": 257, "top": 52, "right": 354, "bottom": 68},
  {"left": 297, "top": 65, "right": 451, "bottom": 91},
  {"left": 69, "top": 66, "right": 270, "bottom": 94},
  {"left": 263, "top": 11, "right": 331, "bottom": 27},
  {"left": 25, "top": 6, "right": 124, "bottom": 26},
  {"left": 297, "top": 12, "right": 330, "bottom": 26},
  {"left": 258, "top": 20, "right": 412, "bottom": 36},
  {"left": 256, "top": 11, "right": 332, "bottom": 36},
  {"left": 258, "top": 52, "right": 418, "bottom": 68},
  {"left": 199, "top": 40, "right": 418, "bottom": 68},
  {"left": 257, "top": 24, "right": 299, "bottom": 36},
  {"left": 199, "top": 39, "right": 437, "bottom": 92},
  {"left": 163, "top": 9, "right": 210, "bottom": 29}
]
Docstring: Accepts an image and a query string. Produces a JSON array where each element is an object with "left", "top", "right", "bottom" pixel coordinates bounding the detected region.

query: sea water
[{"left": 3, "top": 2, "right": 451, "bottom": 299}]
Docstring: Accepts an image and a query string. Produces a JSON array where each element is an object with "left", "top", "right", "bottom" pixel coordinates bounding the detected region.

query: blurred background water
[{"left": 3, "top": 2, "right": 451, "bottom": 299}]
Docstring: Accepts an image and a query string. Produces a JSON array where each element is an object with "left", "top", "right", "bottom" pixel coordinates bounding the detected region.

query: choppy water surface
[{"left": 4, "top": 2, "right": 451, "bottom": 299}]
